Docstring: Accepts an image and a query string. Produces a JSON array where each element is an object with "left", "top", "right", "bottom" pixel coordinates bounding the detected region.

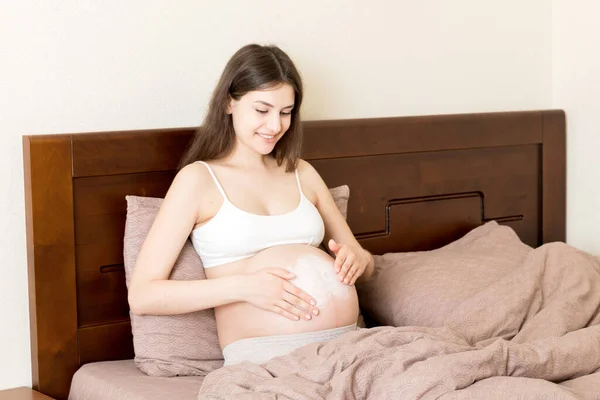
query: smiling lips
[{"left": 257, "top": 132, "right": 277, "bottom": 142}]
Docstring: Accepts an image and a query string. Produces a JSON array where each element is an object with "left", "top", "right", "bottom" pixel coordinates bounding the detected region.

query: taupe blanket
[{"left": 198, "top": 243, "right": 600, "bottom": 399}]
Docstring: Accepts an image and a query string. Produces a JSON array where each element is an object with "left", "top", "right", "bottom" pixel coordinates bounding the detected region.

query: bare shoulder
[
  {"left": 172, "top": 161, "right": 226, "bottom": 222},
  {"left": 175, "top": 162, "right": 210, "bottom": 185},
  {"left": 170, "top": 162, "right": 214, "bottom": 193},
  {"left": 296, "top": 159, "right": 321, "bottom": 180},
  {"left": 296, "top": 159, "right": 329, "bottom": 196}
]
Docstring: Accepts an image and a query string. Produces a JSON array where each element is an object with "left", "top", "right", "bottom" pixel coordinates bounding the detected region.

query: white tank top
[{"left": 190, "top": 161, "right": 326, "bottom": 268}]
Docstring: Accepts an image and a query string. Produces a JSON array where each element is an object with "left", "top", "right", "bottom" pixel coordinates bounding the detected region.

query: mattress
[{"left": 68, "top": 360, "right": 203, "bottom": 400}]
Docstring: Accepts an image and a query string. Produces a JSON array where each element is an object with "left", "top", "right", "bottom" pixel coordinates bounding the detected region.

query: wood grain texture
[
  {"left": 302, "top": 110, "right": 543, "bottom": 160},
  {"left": 23, "top": 135, "right": 78, "bottom": 400},
  {"left": 78, "top": 322, "right": 134, "bottom": 365},
  {"left": 312, "top": 144, "right": 540, "bottom": 247},
  {"left": 0, "top": 387, "right": 54, "bottom": 400},
  {"left": 71, "top": 128, "right": 192, "bottom": 177},
  {"left": 542, "top": 110, "right": 567, "bottom": 243},
  {"left": 357, "top": 193, "right": 483, "bottom": 255},
  {"left": 72, "top": 171, "right": 175, "bottom": 327}
]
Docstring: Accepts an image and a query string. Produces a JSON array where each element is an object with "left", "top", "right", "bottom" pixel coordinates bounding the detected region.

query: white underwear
[{"left": 222, "top": 323, "right": 358, "bottom": 366}]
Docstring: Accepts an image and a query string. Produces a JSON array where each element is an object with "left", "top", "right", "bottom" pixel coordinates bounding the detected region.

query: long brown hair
[{"left": 179, "top": 44, "right": 304, "bottom": 172}]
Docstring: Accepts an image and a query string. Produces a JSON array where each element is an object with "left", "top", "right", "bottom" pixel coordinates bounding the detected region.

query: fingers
[
  {"left": 328, "top": 238, "right": 341, "bottom": 254},
  {"left": 338, "top": 252, "right": 356, "bottom": 284},
  {"left": 280, "top": 295, "right": 314, "bottom": 321},
  {"left": 260, "top": 269, "right": 319, "bottom": 322},
  {"left": 271, "top": 304, "right": 302, "bottom": 321},
  {"left": 334, "top": 250, "right": 347, "bottom": 273},
  {"left": 282, "top": 282, "right": 319, "bottom": 315},
  {"left": 268, "top": 268, "right": 295, "bottom": 280},
  {"left": 347, "top": 266, "right": 362, "bottom": 285},
  {"left": 275, "top": 296, "right": 316, "bottom": 321}
]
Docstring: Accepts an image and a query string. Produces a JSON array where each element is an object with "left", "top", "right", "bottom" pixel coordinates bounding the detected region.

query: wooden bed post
[
  {"left": 541, "top": 110, "right": 567, "bottom": 244},
  {"left": 23, "top": 135, "right": 79, "bottom": 399}
]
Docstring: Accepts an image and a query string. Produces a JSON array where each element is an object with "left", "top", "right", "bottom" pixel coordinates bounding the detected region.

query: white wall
[
  {"left": 552, "top": 1, "right": 600, "bottom": 256},
  {"left": 0, "top": 0, "right": 552, "bottom": 390}
]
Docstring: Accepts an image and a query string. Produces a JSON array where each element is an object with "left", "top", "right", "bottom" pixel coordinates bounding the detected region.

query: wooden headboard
[{"left": 23, "top": 110, "right": 565, "bottom": 399}]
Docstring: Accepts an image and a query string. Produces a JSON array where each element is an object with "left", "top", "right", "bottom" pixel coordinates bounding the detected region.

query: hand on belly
[
  {"left": 215, "top": 245, "right": 360, "bottom": 348},
  {"left": 284, "top": 254, "right": 353, "bottom": 310}
]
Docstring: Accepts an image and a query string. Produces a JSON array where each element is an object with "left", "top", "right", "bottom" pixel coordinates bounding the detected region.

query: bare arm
[
  {"left": 298, "top": 160, "right": 375, "bottom": 284},
  {"left": 128, "top": 164, "right": 244, "bottom": 315}
]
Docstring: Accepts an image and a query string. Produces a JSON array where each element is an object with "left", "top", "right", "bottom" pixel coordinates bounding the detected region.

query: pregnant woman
[{"left": 128, "top": 44, "right": 374, "bottom": 366}]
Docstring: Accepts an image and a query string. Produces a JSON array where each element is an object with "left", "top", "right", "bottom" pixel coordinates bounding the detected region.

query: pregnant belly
[{"left": 214, "top": 245, "right": 360, "bottom": 349}]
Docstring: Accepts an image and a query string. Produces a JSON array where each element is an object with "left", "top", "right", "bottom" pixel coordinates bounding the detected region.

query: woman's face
[{"left": 227, "top": 83, "right": 295, "bottom": 156}]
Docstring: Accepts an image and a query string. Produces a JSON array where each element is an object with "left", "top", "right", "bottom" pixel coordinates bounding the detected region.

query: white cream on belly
[{"left": 284, "top": 255, "right": 351, "bottom": 308}]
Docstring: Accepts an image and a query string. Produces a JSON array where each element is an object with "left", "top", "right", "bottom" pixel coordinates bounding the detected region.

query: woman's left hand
[{"left": 328, "top": 239, "right": 373, "bottom": 285}]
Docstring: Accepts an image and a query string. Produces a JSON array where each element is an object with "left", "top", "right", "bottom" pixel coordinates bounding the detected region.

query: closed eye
[{"left": 256, "top": 109, "right": 292, "bottom": 116}]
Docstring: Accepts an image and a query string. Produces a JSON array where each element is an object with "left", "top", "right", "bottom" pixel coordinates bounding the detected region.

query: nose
[{"left": 266, "top": 113, "right": 281, "bottom": 134}]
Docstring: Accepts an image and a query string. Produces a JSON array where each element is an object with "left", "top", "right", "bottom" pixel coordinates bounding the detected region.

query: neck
[{"left": 223, "top": 139, "right": 271, "bottom": 170}]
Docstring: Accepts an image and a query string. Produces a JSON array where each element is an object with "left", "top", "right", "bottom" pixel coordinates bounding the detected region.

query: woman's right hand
[{"left": 241, "top": 268, "right": 320, "bottom": 321}]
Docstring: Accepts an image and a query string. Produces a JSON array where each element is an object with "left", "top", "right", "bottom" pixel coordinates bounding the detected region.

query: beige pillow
[
  {"left": 123, "top": 196, "right": 223, "bottom": 376},
  {"left": 356, "top": 221, "right": 532, "bottom": 328},
  {"left": 328, "top": 185, "right": 349, "bottom": 219},
  {"left": 123, "top": 185, "right": 352, "bottom": 376}
]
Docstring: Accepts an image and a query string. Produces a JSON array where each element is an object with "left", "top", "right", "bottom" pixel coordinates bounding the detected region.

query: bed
[{"left": 22, "top": 109, "right": 572, "bottom": 399}]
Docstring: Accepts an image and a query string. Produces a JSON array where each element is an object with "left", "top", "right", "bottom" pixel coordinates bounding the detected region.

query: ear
[{"left": 226, "top": 96, "right": 234, "bottom": 115}]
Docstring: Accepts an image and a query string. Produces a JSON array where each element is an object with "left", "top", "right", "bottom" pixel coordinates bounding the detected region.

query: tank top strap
[
  {"left": 196, "top": 161, "right": 228, "bottom": 200},
  {"left": 294, "top": 168, "right": 305, "bottom": 204}
]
